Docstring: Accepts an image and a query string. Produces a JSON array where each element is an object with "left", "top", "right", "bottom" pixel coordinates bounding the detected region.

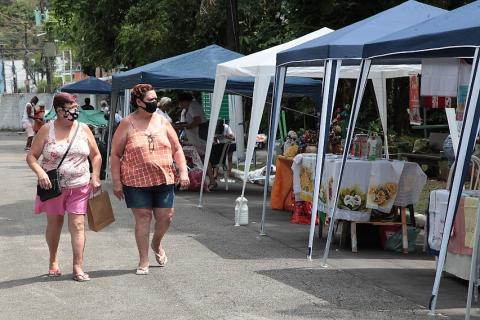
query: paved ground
[{"left": 0, "top": 132, "right": 478, "bottom": 320}]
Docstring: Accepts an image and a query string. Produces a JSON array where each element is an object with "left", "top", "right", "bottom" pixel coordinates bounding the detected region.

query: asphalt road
[{"left": 0, "top": 132, "right": 477, "bottom": 320}]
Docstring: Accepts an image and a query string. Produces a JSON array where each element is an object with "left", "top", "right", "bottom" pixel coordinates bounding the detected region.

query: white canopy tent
[
  {"left": 198, "top": 27, "right": 421, "bottom": 209},
  {"left": 198, "top": 27, "right": 333, "bottom": 207}
]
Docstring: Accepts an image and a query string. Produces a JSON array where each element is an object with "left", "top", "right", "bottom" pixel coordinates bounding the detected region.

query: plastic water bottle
[{"left": 234, "top": 197, "right": 249, "bottom": 226}]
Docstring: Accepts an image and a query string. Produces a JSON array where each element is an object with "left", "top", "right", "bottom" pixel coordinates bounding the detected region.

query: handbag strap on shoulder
[{"left": 57, "top": 122, "right": 80, "bottom": 169}]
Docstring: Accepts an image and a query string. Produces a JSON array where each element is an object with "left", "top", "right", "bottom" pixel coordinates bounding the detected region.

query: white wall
[{"left": 0, "top": 93, "right": 101, "bottom": 130}]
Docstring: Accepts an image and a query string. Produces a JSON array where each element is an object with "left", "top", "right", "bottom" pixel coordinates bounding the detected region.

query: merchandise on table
[{"left": 292, "top": 154, "right": 427, "bottom": 222}]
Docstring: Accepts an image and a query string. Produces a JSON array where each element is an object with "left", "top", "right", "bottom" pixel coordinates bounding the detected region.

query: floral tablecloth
[{"left": 292, "top": 154, "right": 427, "bottom": 222}]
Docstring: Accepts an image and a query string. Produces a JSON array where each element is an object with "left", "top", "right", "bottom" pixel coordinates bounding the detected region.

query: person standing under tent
[
  {"left": 22, "top": 96, "right": 39, "bottom": 151},
  {"left": 110, "top": 83, "right": 189, "bottom": 275},
  {"left": 81, "top": 97, "right": 95, "bottom": 110},
  {"left": 174, "top": 92, "right": 207, "bottom": 156},
  {"left": 156, "top": 97, "right": 173, "bottom": 123}
]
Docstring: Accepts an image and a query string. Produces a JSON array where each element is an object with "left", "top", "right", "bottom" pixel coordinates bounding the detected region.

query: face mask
[
  {"left": 62, "top": 107, "right": 79, "bottom": 121},
  {"left": 141, "top": 100, "right": 158, "bottom": 113}
]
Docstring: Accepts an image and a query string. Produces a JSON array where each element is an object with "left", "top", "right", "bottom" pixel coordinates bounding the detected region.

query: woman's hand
[
  {"left": 113, "top": 182, "right": 124, "bottom": 200},
  {"left": 37, "top": 170, "right": 52, "bottom": 190},
  {"left": 179, "top": 173, "right": 190, "bottom": 190},
  {"left": 90, "top": 177, "right": 101, "bottom": 193}
]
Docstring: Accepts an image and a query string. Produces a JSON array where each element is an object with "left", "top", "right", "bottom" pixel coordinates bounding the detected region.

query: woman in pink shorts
[{"left": 26, "top": 93, "right": 102, "bottom": 282}]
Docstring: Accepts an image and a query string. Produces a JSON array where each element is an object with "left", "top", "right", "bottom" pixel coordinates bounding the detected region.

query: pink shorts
[{"left": 35, "top": 184, "right": 91, "bottom": 215}]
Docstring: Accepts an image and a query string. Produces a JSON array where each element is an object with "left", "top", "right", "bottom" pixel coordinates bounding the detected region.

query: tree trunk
[{"left": 225, "top": 0, "right": 239, "bottom": 51}]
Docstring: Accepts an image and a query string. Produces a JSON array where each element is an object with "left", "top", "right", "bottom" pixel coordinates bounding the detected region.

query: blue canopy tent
[
  {"left": 344, "top": 1, "right": 480, "bottom": 316},
  {"left": 60, "top": 76, "right": 112, "bottom": 94},
  {"left": 111, "top": 44, "right": 321, "bottom": 95},
  {"left": 107, "top": 44, "right": 322, "bottom": 180},
  {"left": 262, "top": 0, "right": 447, "bottom": 262}
]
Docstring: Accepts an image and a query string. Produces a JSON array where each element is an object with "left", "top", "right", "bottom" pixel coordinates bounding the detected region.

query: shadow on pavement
[
  {"left": 257, "top": 267, "right": 480, "bottom": 319},
  {"left": 0, "top": 269, "right": 133, "bottom": 290}
]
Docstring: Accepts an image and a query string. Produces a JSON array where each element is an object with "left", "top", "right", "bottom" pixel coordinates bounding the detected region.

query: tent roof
[
  {"left": 112, "top": 44, "right": 321, "bottom": 95},
  {"left": 276, "top": 0, "right": 447, "bottom": 67},
  {"left": 216, "top": 28, "right": 333, "bottom": 77},
  {"left": 363, "top": 1, "right": 480, "bottom": 59},
  {"left": 286, "top": 64, "right": 421, "bottom": 79},
  {"left": 60, "top": 76, "right": 112, "bottom": 94}
]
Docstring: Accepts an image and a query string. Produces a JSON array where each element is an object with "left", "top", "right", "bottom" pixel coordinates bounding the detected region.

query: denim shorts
[{"left": 123, "top": 184, "right": 175, "bottom": 209}]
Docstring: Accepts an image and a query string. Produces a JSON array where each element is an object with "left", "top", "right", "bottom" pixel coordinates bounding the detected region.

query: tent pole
[
  {"left": 319, "top": 59, "right": 371, "bottom": 265},
  {"left": 105, "top": 90, "right": 118, "bottom": 181},
  {"left": 260, "top": 67, "right": 286, "bottom": 236},
  {"left": 429, "top": 47, "right": 480, "bottom": 315},
  {"left": 305, "top": 59, "right": 341, "bottom": 260},
  {"left": 240, "top": 75, "right": 271, "bottom": 198},
  {"left": 199, "top": 75, "right": 228, "bottom": 208}
]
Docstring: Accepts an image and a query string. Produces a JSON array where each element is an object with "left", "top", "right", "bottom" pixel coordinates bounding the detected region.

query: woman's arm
[
  {"left": 166, "top": 120, "right": 189, "bottom": 189},
  {"left": 83, "top": 123, "right": 102, "bottom": 192},
  {"left": 26, "top": 125, "right": 50, "bottom": 189},
  {"left": 110, "top": 118, "right": 129, "bottom": 199}
]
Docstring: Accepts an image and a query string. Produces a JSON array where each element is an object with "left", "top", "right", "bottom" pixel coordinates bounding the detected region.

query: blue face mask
[{"left": 62, "top": 107, "right": 79, "bottom": 121}]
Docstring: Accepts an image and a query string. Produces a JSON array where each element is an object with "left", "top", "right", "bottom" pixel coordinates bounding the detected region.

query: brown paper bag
[{"left": 87, "top": 190, "right": 115, "bottom": 232}]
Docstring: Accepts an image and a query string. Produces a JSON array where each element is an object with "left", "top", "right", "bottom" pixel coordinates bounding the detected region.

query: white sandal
[{"left": 135, "top": 266, "right": 149, "bottom": 275}]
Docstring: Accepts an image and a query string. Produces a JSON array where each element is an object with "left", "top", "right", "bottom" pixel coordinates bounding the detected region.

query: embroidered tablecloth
[{"left": 292, "top": 154, "right": 427, "bottom": 221}]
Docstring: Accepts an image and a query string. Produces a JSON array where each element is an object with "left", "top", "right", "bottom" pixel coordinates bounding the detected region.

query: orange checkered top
[{"left": 120, "top": 116, "right": 181, "bottom": 187}]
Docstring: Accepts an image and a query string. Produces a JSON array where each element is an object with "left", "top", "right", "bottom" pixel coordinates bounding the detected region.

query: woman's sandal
[
  {"left": 151, "top": 244, "right": 168, "bottom": 267},
  {"left": 48, "top": 269, "right": 62, "bottom": 277},
  {"left": 208, "top": 182, "right": 218, "bottom": 191},
  {"left": 135, "top": 266, "right": 149, "bottom": 275},
  {"left": 72, "top": 273, "right": 90, "bottom": 282}
]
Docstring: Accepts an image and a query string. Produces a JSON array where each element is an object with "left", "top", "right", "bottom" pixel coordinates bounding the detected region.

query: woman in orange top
[{"left": 110, "top": 84, "right": 189, "bottom": 275}]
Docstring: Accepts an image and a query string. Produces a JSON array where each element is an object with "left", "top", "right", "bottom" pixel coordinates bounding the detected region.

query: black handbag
[{"left": 37, "top": 124, "right": 79, "bottom": 202}]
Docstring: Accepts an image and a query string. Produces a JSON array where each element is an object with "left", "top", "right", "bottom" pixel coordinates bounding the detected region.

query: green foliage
[{"left": 35, "top": 76, "right": 64, "bottom": 93}]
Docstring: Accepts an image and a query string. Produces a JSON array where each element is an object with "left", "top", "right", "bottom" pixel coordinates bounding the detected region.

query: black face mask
[
  {"left": 62, "top": 107, "right": 79, "bottom": 121},
  {"left": 141, "top": 100, "right": 158, "bottom": 113}
]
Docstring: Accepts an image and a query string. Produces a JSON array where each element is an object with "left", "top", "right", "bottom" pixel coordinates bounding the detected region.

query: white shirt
[
  {"left": 22, "top": 102, "right": 33, "bottom": 123},
  {"left": 156, "top": 108, "right": 172, "bottom": 123},
  {"left": 180, "top": 100, "right": 206, "bottom": 154}
]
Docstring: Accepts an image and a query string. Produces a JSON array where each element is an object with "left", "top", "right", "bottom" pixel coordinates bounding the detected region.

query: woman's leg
[
  {"left": 132, "top": 209, "right": 153, "bottom": 268},
  {"left": 152, "top": 208, "right": 174, "bottom": 256},
  {"left": 46, "top": 215, "right": 64, "bottom": 270},
  {"left": 68, "top": 214, "right": 86, "bottom": 275}
]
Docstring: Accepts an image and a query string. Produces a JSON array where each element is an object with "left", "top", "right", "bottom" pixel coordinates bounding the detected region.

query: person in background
[
  {"left": 26, "top": 92, "right": 102, "bottom": 282},
  {"left": 221, "top": 122, "right": 236, "bottom": 178},
  {"left": 80, "top": 97, "right": 95, "bottom": 110},
  {"left": 33, "top": 101, "right": 46, "bottom": 134},
  {"left": 110, "top": 83, "right": 189, "bottom": 275},
  {"left": 22, "top": 96, "right": 39, "bottom": 151},
  {"left": 173, "top": 92, "right": 206, "bottom": 156},
  {"left": 156, "top": 97, "right": 172, "bottom": 123}
]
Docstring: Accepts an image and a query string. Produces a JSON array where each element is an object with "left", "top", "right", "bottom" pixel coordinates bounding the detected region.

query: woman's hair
[
  {"left": 30, "top": 96, "right": 39, "bottom": 105},
  {"left": 158, "top": 97, "right": 172, "bottom": 109},
  {"left": 130, "top": 83, "right": 154, "bottom": 109},
  {"left": 53, "top": 92, "right": 76, "bottom": 112}
]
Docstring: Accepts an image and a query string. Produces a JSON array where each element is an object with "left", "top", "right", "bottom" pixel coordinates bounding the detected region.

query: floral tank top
[{"left": 41, "top": 121, "right": 91, "bottom": 188}]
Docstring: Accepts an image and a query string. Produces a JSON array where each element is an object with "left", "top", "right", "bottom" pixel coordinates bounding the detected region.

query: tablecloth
[
  {"left": 292, "top": 154, "right": 427, "bottom": 222},
  {"left": 270, "top": 156, "right": 294, "bottom": 211}
]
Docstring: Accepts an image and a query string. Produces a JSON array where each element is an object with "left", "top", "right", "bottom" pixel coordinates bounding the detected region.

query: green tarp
[{"left": 44, "top": 109, "right": 108, "bottom": 127}]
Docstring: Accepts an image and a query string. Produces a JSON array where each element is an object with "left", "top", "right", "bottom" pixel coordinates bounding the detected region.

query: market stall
[
  {"left": 345, "top": 1, "right": 480, "bottom": 315},
  {"left": 109, "top": 44, "right": 321, "bottom": 180},
  {"left": 268, "top": 0, "right": 447, "bottom": 260},
  {"left": 200, "top": 26, "right": 422, "bottom": 213}
]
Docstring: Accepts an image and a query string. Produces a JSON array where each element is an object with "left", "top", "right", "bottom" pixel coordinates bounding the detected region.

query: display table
[
  {"left": 428, "top": 189, "right": 480, "bottom": 280},
  {"left": 270, "top": 156, "right": 294, "bottom": 211},
  {"left": 292, "top": 154, "right": 427, "bottom": 252}
]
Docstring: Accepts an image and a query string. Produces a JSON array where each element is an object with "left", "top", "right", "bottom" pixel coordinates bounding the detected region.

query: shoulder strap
[{"left": 57, "top": 122, "right": 80, "bottom": 169}]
